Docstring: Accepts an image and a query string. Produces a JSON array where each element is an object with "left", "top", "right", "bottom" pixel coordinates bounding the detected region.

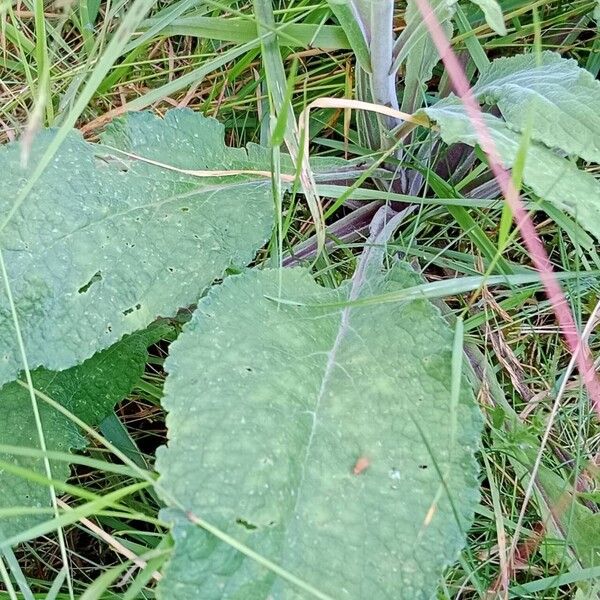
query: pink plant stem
[{"left": 414, "top": 0, "right": 600, "bottom": 417}]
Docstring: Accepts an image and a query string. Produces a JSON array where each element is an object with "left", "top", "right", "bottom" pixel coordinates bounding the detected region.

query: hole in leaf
[
  {"left": 78, "top": 271, "right": 102, "bottom": 294},
  {"left": 122, "top": 303, "right": 142, "bottom": 316},
  {"left": 235, "top": 518, "right": 257, "bottom": 531}
]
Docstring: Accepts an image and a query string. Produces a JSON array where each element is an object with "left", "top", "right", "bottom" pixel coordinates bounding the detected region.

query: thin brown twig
[{"left": 56, "top": 498, "right": 162, "bottom": 582}]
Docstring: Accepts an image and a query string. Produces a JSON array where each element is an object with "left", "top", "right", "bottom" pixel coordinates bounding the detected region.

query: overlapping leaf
[
  {"left": 0, "top": 109, "right": 274, "bottom": 389},
  {"left": 422, "top": 99, "right": 600, "bottom": 239},
  {"left": 0, "top": 324, "right": 168, "bottom": 543},
  {"left": 157, "top": 242, "right": 481, "bottom": 598},
  {"left": 473, "top": 51, "right": 600, "bottom": 162}
]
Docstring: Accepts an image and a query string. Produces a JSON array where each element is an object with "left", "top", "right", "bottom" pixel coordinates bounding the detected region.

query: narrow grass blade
[
  {"left": 1, "top": 548, "right": 33, "bottom": 600},
  {"left": 268, "top": 271, "right": 596, "bottom": 309}
]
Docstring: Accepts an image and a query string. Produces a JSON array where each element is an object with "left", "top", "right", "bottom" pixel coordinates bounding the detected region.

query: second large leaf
[
  {"left": 157, "top": 262, "right": 481, "bottom": 599},
  {"left": 0, "top": 109, "right": 273, "bottom": 388}
]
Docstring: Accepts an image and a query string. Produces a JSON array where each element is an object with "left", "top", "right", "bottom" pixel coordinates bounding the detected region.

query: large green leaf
[
  {"left": 0, "top": 109, "right": 274, "bottom": 390},
  {"left": 156, "top": 229, "right": 481, "bottom": 598},
  {"left": 421, "top": 99, "right": 600, "bottom": 239},
  {"left": 0, "top": 324, "right": 168, "bottom": 543},
  {"left": 473, "top": 51, "right": 600, "bottom": 162}
]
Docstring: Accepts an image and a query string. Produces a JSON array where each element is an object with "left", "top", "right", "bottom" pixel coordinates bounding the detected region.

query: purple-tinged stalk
[
  {"left": 283, "top": 201, "right": 385, "bottom": 266},
  {"left": 413, "top": 0, "right": 600, "bottom": 417}
]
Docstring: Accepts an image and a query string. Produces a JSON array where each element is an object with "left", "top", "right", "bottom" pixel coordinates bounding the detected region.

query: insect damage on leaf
[{"left": 0, "top": 109, "right": 275, "bottom": 389}]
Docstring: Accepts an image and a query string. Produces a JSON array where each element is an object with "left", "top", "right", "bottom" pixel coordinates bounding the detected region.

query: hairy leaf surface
[
  {"left": 157, "top": 260, "right": 481, "bottom": 599},
  {"left": 422, "top": 99, "right": 600, "bottom": 239},
  {"left": 0, "top": 109, "right": 274, "bottom": 389},
  {"left": 473, "top": 51, "right": 600, "bottom": 162},
  {"left": 0, "top": 324, "right": 168, "bottom": 543}
]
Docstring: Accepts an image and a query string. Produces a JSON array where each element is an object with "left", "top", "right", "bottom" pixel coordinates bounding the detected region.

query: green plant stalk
[
  {"left": 325, "top": 0, "right": 371, "bottom": 69},
  {"left": 123, "top": 0, "right": 202, "bottom": 54},
  {"left": 78, "top": 0, "right": 98, "bottom": 54},
  {"left": 369, "top": 0, "right": 402, "bottom": 144},
  {"left": 510, "top": 566, "right": 600, "bottom": 596},
  {"left": 0, "top": 444, "right": 142, "bottom": 477},
  {"left": 269, "top": 57, "right": 299, "bottom": 270},
  {"left": 80, "top": 560, "right": 132, "bottom": 600},
  {"left": 271, "top": 270, "right": 594, "bottom": 309},
  {"left": 253, "top": 0, "right": 326, "bottom": 250},
  {"left": 33, "top": 0, "right": 53, "bottom": 123},
  {"left": 6, "top": 6, "right": 36, "bottom": 106},
  {"left": 121, "top": 541, "right": 170, "bottom": 600},
  {"left": 45, "top": 569, "right": 67, "bottom": 600},
  {"left": 0, "top": 482, "right": 150, "bottom": 549},
  {"left": 253, "top": 0, "right": 298, "bottom": 155},
  {"left": 140, "top": 15, "right": 350, "bottom": 49},
  {"left": 0, "top": 20, "right": 35, "bottom": 54},
  {"left": 1, "top": 548, "right": 33, "bottom": 600},
  {"left": 455, "top": 5, "right": 490, "bottom": 72}
]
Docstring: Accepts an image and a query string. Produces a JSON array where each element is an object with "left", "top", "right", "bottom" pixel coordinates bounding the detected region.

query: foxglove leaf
[
  {"left": 396, "top": 0, "right": 457, "bottom": 112},
  {"left": 422, "top": 99, "right": 600, "bottom": 239},
  {"left": 0, "top": 109, "right": 274, "bottom": 389},
  {"left": 156, "top": 258, "right": 481, "bottom": 598},
  {"left": 473, "top": 51, "right": 600, "bottom": 162},
  {"left": 326, "top": 0, "right": 372, "bottom": 72}
]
